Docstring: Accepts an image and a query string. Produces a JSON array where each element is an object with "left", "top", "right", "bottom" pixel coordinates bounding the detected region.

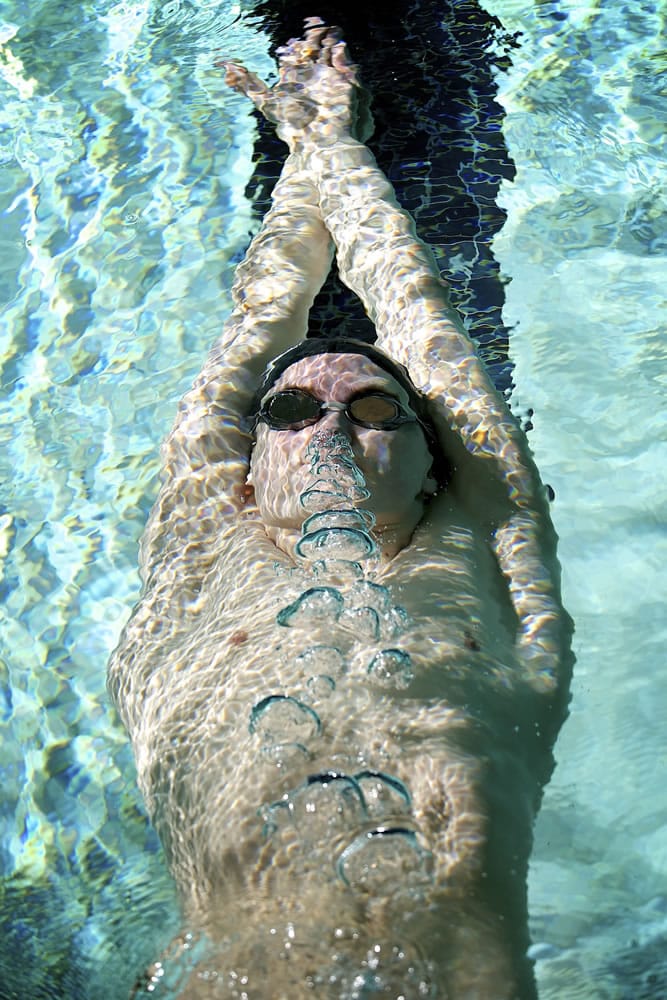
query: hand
[{"left": 220, "top": 18, "right": 373, "bottom": 150}]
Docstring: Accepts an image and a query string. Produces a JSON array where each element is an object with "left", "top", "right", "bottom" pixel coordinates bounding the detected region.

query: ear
[
  {"left": 422, "top": 467, "right": 438, "bottom": 497},
  {"left": 246, "top": 443, "right": 257, "bottom": 484}
]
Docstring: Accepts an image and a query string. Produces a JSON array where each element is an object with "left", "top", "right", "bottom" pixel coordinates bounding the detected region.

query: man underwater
[{"left": 110, "top": 20, "right": 573, "bottom": 999}]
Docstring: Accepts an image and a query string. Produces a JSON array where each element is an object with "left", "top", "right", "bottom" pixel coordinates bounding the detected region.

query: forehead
[{"left": 268, "top": 353, "right": 409, "bottom": 403}]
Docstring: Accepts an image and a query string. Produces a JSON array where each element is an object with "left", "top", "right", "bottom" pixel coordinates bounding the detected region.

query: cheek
[
  {"left": 359, "top": 431, "right": 431, "bottom": 488},
  {"left": 355, "top": 439, "right": 385, "bottom": 477},
  {"left": 249, "top": 440, "right": 276, "bottom": 505},
  {"left": 248, "top": 433, "right": 307, "bottom": 511}
]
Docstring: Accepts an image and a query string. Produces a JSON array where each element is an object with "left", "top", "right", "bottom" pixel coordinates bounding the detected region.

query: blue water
[{"left": 0, "top": 0, "right": 665, "bottom": 996}]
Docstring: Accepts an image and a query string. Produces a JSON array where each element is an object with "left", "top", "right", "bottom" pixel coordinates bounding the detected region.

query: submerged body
[
  {"left": 110, "top": 21, "right": 572, "bottom": 1000},
  {"left": 114, "top": 476, "right": 553, "bottom": 998}
]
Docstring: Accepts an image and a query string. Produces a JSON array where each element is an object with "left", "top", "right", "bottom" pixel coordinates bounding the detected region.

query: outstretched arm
[
  {"left": 225, "top": 22, "right": 573, "bottom": 695},
  {"left": 138, "top": 150, "right": 333, "bottom": 586},
  {"left": 305, "top": 138, "right": 570, "bottom": 693}
]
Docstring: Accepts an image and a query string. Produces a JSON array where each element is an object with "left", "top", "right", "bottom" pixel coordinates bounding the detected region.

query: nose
[
  {"left": 310, "top": 413, "right": 367, "bottom": 477},
  {"left": 318, "top": 406, "right": 352, "bottom": 433}
]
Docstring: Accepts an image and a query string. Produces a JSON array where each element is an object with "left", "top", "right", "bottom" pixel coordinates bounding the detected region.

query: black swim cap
[{"left": 249, "top": 337, "right": 448, "bottom": 484}]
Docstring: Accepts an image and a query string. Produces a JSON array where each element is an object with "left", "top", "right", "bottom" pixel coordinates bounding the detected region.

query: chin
[{"left": 372, "top": 503, "right": 426, "bottom": 537}]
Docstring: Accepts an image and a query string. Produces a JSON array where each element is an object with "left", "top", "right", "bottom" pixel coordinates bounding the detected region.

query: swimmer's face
[{"left": 248, "top": 354, "right": 437, "bottom": 534}]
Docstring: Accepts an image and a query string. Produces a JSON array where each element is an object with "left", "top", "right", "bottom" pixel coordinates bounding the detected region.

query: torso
[{"left": 111, "top": 491, "right": 550, "bottom": 918}]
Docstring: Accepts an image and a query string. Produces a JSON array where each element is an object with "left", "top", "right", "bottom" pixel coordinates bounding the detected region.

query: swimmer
[{"left": 110, "top": 20, "right": 573, "bottom": 1000}]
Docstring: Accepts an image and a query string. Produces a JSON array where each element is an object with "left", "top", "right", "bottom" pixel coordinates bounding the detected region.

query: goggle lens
[
  {"left": 265, "top": 391, "right": 320, "bottom": 427},
  {"left": 348, "top": 395, "right": 400, "bottom": 424},
  {"left": 259, "top": 390, "right": 406, "bottom": 430}
]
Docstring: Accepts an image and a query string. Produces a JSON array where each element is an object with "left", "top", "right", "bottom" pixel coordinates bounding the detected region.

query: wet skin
[
  {"left": 112, "top": 356, "right": 550, "bottom": 997},
  {"left": 112, "top": 20, "right": 572, "bottom": 999}
]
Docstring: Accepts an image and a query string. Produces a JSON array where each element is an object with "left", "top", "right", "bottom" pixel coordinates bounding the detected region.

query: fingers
[
  {"left": 219, "top": 18, "right": 363, "bottom": 143},
  {"left": 313, "top": 26, "right": 359, "bottom": 84},
  {"left": 276, "top": 25, "right": 334, "bottom": 72},
  {"left": 329, "top": 40, "right": 359, "bottom": 83},
  {"left": 219, "top": 60, "right": 270, "bottom": 102},
  {"left": 305, "top": 23, "right": 335, "bottom": 50},
  {"left": 275, "top": 21, "right": 345, "bottom": 68},
  {"left": 224, "top": 20, "right": 357, "bottom": 94}
]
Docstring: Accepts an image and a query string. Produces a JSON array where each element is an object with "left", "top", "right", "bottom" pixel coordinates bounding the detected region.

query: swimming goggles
[{"left": 253, "top": 389, "right": 419, "bottom": 431}]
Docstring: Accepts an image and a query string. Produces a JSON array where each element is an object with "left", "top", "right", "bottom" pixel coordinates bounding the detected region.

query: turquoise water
[
  {"left": 482, "top": 1, "right": 666, "bottom": 995},
  {"left": 1, "top": 0, "right": 665, "bottom": 997}
]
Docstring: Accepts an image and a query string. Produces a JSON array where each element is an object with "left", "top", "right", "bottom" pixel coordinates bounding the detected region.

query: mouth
[{"left": 299, "top": 431, "right": 371, "bottom": 512}]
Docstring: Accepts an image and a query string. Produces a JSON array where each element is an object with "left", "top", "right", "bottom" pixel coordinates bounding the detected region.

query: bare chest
[{"left": 181, "top": 507, "right": 514, "bottom": 711}]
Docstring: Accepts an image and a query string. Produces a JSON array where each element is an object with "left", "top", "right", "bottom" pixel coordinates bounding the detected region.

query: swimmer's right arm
[{"left": 139, "top": 152, "right": 332, "bottom": 583}]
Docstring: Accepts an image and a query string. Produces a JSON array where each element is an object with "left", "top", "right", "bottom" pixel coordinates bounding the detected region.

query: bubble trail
[
  {"left": 276, "top": 587, "right": 344, "bottom": 627},
  {"left": 296, "top": 526, "right": 377, "bottom": 562},
  {"left": 336, "top": 825, "right": 433, "bottom": 894},
  {"left": 367, "top": 649, "right": 414, "bottom": 689}
]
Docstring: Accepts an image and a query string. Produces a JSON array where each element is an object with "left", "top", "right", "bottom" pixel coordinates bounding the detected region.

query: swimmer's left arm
[
  {"left": 490, "top": 483, "right": 574, "bottom": 697},
  {"left": 298, "top": 134, "right": 571, "bottom": 690},
  {"left": 307, "top": 141, "right": 571, "bottom": 695}
]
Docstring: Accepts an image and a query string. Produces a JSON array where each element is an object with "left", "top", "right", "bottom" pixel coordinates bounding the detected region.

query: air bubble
[
  {"left": 302, "top": 509, "right": 375, "bottom": 533},
  {"left": 316, "top": 459, "right": 367, "bottom": 488},
  {"left": 367, "top": 649, "right": 414, "bottom": 689},
  {"left": 311, "top": 558, "right": 364, "bottom": 582},
  {"left": 337, "top": 826, "right": 433, "bottom": 894},
  {"left": 300, "top": 483, "right": 349, "bottom": 512},
  {"left": 296, "top": 527, "right": 376, "bottom": 562},
  {"left": 340, "top": 606, "right": 381, "bottom": 641},
  {"left": 249, "top": 695, "right": 321, "bottom": 746},
  {"left": 348, "top": 581, "right": 391, "bottom": 613},
  {"left": 354, "top": 771, "right": 411, "bottom": 819},
  {"left": 288, "top": 772, "right": 367, "bottom": 842},
  {"left": 306, "top": 674, "right": 336, "bottom": 698},
  {"left": 301, "top": 480, "right": 371, "bottom": 506},
  {"left": 295, "top": 645, "right": 346, "bottom": 678},
  {"left": 276, "top": 587, "right": 344, "bottom": 627},
  {"left": 260, "top": 797, "right": 292, "bottom": 837},
  {"left": 381, "top": 605, "right": 411, "bottom": 639},
  {"left": 261, "top": 742, "right": 311, "bottom": 766}
]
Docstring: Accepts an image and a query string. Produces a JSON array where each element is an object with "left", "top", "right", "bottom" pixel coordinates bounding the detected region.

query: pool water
[
  {"left": 0, "top": 0, "right": 665, "bottom": 997},
  {"left": 481, "top": 1, "right": 667, "bottom": 996}
]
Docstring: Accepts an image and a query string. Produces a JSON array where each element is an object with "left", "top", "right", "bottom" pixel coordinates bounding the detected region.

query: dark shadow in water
[
  {"left": 609, "top": 930, "right": 667, "bottom": 1000},
  {"left": 247, "top": 0, "right": 519, "bottom": 393}
]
